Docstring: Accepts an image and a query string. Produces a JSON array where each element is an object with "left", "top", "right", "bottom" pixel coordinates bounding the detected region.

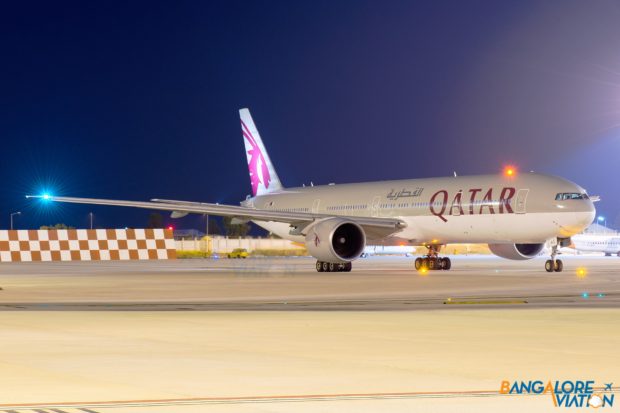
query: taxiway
[
  {"left": 0, "top": 255, "right": 618, "bottom": 310},
  {"left": 0, "top": 256, "right": 618, "bottom": 413}
]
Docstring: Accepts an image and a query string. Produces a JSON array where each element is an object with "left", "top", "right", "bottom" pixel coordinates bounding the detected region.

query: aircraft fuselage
[{"left": 248, "top": 173, "right": 595, "bottom": 245}]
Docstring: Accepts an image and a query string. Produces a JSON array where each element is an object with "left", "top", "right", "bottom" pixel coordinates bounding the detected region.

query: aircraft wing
[{"left": 27, "top": 195, "right": 406, "bottom": 238}]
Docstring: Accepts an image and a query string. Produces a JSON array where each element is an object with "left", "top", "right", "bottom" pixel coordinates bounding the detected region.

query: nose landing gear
[
  {"left": 545, "top": 239, "right": 564, "bottom": 272},
  {"left": 544, "top": 258, "right": 563, "bottom": 272},
  {"left": 414, "top": 244, "right": 451, "bottom": 271}
]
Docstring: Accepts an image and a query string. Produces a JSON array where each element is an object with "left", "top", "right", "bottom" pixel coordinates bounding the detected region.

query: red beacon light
[
  {"left": 167, "top": 225, "right": 174, "bottom": 231},
  {"left": 503, "top": 165, "right": 517, "bottom": 178}
]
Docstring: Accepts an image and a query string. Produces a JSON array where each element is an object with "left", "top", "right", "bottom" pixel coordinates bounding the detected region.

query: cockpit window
[{"left": 555, "top": 193, "right": 589, "bottom": 201}]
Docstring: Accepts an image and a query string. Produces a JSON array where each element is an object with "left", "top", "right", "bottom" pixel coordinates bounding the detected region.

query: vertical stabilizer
[{"left": 239, "top": 108, "right": 283, "bottom": 196}]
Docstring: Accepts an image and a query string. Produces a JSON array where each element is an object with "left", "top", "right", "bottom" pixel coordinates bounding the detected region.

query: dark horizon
[{"left": 2, "top": 1, "right": 619, "bottom": 232}]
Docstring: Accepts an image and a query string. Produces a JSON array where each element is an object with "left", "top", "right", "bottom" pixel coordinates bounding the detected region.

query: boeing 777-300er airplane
[{"left": 28, "top": 109, "right": 596, "bottom": 273}]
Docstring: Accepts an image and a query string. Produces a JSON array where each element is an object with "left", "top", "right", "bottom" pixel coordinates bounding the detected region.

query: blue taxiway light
[{"left": 582, "top": 292, "right": 589, "bottom": 299}]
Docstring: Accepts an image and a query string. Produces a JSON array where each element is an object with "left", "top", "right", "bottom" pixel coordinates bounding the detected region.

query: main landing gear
[
  {"left": 414, "top": 244, "right": 451, "bottom": 271},
  {"left": 545, "top": 241, "right": 563, "bottom": 272},
  {"left": 316, "top": 261, "right": 352, "bottom": 272}
]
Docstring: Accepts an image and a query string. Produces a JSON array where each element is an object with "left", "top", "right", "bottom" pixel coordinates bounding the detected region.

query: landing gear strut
[
  {"left": 316, "top": 261, "right": 352, "bottom": 272},
  {"left": 545, "top": 240, "right": 563, "bottom": 272},
  {"left": 414, "top": 244, "right": 451, "bottom": 271}
]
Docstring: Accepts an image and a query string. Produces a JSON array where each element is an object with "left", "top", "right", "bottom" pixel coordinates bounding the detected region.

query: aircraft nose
[
  {"left": 575, "top": 200, "right": 596, "bottom": 233},
  {"left": 588, "top": 198, "right": 596, "bottom": 214},
  {"left": 586, "top": 200, "right": 596, "bottom": 225},
  {"left": 557, "top": 199, "right": 596, "bottom": 238}
]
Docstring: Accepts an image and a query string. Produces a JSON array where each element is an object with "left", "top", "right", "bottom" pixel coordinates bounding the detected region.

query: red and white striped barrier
[{"left": 0, "top": 229, "right": 176, "bottom": 262}]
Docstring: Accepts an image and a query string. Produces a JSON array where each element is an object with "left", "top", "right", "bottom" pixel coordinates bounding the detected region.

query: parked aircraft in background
[
  {"left": 360, "top": 245, "right": 416, "bottom": 258},
  {"left": 28, "top": 109, "right": 596, "bottom": 273},
  {"left": 570, "top": 233, "right": 620, "bottom": 257}
]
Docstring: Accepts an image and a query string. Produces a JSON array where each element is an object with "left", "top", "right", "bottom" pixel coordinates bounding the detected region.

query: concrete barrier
[
  {"left": 0, "top": 229, "right": 176, "bottom": 262},
  {"left": 176, "top": 237, "right": 305, "bottom": 254}
]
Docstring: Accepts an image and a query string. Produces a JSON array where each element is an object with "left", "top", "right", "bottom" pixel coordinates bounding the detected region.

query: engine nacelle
[
  {"left": 488, "top": 243, "right": 545, "bottom": 260},
  {"left": 305, "top": 218, "right": 366, "bottom": 263}
]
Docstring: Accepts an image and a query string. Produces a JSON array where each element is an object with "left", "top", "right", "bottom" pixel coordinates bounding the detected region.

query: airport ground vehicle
[{"left": 227, "top": 248, "right": 249, "bottom": 259}]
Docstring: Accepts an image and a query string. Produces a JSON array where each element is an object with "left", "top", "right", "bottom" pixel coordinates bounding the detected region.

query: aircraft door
[
  {"left": 452, "top": 191, "right": 463, "bottom": 216},
  {"left": 312, "top": 199, "right": 320, "bottom": 214},
  {"left": 515, "top": 189, "right": 529, "bottom": 214},
  {"left": 371, "top": 196, "right": 381, "bottom": 217}
]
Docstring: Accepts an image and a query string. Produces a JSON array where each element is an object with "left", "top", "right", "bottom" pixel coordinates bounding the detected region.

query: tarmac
[{"left": 0, "top": 255, "right": 618, "bottom": 412}]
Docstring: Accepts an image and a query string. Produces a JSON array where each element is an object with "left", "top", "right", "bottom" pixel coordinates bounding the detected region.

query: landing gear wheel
[
  {"left": 545, "top": 260, "right": 554, "bottom": 272},
  {"left": 415, "top": 244, "right": 452, "bottom": 272},
  {"left": 316, "top": 261, "right": 352, "bottom": 272},
  {"left": 546, "top": 239, "right": 565, "bottom": 273}
]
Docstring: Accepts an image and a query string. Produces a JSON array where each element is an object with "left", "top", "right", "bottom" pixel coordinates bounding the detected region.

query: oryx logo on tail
[
  {"left": 239, "top": 109, "right": 283, "bottom": 197},
  {"left": 241, "top": 120, "right": 271, "bottom": 195}
]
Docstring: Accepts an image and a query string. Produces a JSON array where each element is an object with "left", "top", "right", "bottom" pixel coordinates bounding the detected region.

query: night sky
[{"left": 2, "top": 1, "right": 619, "bottom": 232}]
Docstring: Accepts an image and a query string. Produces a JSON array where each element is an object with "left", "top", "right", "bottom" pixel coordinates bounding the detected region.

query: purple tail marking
[{"left": 241, "top": 120, "right": 271, "bottom": 196}]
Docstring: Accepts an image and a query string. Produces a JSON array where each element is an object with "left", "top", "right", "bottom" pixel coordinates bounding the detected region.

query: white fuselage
[{"left": 246, "top": 173, "right": 595, "bottom": 245}]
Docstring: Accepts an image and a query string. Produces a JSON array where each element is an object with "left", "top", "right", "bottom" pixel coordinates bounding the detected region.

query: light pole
[
  {"left": 205, "top": 214, "right": 210, "bottom": 255},
  {"left": 89, "top": 212, "right": 94, "bottom": 230},
  {"left": 10, "top": 211, "right": 21, "bottom": 230}
]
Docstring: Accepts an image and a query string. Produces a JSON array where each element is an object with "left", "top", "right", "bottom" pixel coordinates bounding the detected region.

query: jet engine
[
  {"left": 305, "top": 218, "right": 366, "bottom": 263},
  {"left": 487, "top": 243, "right": 545, "bottom": 260}
]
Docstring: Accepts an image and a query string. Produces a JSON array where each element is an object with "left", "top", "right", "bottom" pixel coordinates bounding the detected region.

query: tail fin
[{"left": 239, "top": 108, "right": 283, "bottom": 196}]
